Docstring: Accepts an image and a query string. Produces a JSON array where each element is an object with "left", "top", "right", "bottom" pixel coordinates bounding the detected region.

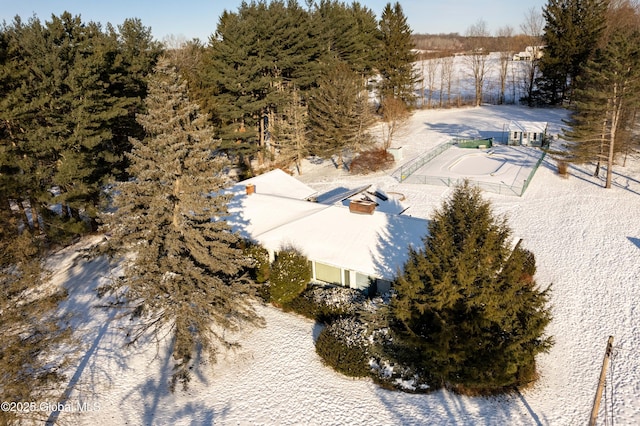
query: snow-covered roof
[
  {"left": 508, "top": 120, "right": 548, "bottom": 133},
  {"left": 227, "top": 168, "right": 318, "bottom": 200},
  {"left": 227, "top": 193, "right": 327, "bottom": 238},
  {"left": 227, "top": 175, "right": 427, "bottom": 281},
  {"left": 317, "top": 185, "right": 409, "bottom": 215}
]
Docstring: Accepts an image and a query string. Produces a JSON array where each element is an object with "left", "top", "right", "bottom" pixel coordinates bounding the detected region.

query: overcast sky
[{"left": 1, "top": 0, "right": 548, "bottom": 42}]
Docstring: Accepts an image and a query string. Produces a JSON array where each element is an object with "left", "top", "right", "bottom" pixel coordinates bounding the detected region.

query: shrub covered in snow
[
  {"left": 282, "top": 285, "right": 438, "bottom": 389},
  {"left": 244, "top": 242, "right": 270, "bottom": 284},
  {"left": 269, "top": 247, "right": 311, "bottom": 306},
  {"left": 283, "top": 285, "right": 370, "bottom": 323},
  {"left": 369, "top": 357, "right": 432, "bottom": 393},
  {"left": 315, "top": 318, "right": 371, "bottom": 377}
]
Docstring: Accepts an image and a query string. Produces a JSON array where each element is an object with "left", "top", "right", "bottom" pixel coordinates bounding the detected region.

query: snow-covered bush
[
  {"left": 369, "top": 356, "right": 432, "bottom": 393},
  {"left": 269, "top": 246, "right": 311, "bottom": 306},
  {"left": 244, "top": 242, "right": 270, "bottom": 284},
  {"left": 283, "top": 285, "right": 369, "bottom": 323},
  {"left": 315, "top": 318, "right": 371, "bottom": 377}
]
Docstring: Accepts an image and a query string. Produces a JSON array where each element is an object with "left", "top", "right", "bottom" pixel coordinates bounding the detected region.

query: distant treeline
[{"left": 411, "top": 33, "right": 541, "bottom": 58}]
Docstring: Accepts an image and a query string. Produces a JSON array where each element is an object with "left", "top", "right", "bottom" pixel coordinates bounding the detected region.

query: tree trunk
[
  {"left": 594, "top": 110, "right": 609, "bottom": 177},
  {"left": 258, "top": 111, "right": 265, "bottom": 166},
  {"left": 29, "top": 201, "right": 42, "bottom": 235},
  {"left": 605, "top": 83, "right": 623, "bottom": 189},
  {"left": 173, "top": 178, "right": 182, "bottom": 229},
  {"left": 16, "top": 200, "right": 32, "bottom": 232}
]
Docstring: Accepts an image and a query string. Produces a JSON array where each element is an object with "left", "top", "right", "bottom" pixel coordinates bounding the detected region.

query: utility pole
[{"left": 589, "top": 336, "right": 614, "bottom": 426}]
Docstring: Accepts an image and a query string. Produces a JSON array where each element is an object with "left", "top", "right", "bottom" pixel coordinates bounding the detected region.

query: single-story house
[
  {"left": 225, "top": 169, "right": 428, "bottom": 293},
  {"left": 507, "top": 121, "right": 548, "bottom": 147}
]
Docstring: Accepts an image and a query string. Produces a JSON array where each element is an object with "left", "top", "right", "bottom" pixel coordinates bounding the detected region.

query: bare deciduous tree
[
  {"left": 520, "top": 7, "right": 545, "bottom": 106},
  {"left": 423, "top": 58, "right": 439, "bottom": 108},
  {"left": 496, "top": 26, "right": 515, "bottom": 104},
  {"left": 465, "top": 20, "right": 491, "bottom": 107},
  {"left": 439, "top": 55, "right": 455, "bottom": 107},
  {"left": 272, "top": 85, "right": 309, "bottom": 174},
  {"left": 379, "top": 96, "right": 411, "bottom": 150}
]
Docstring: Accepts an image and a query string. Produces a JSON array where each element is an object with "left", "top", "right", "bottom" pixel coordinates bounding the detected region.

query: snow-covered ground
[{"left": 46, "top": 104, "right": 640, "bottom": 426}]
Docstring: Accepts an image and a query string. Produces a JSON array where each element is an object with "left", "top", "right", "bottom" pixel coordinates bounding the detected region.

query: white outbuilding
[{"left": 507, "top": 121, "right": 548, "bottom": 147}]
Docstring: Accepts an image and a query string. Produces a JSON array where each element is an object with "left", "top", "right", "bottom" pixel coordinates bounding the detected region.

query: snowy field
[{"left": 46, "top": 104, "right": 640, "bottom": 426}]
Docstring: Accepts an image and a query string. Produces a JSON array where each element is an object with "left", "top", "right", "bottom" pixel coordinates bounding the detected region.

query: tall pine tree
[
  {"left": 561, "top": 1, "right": 640, "bottom": 187},
  {"left": 311, "top": 0, "right": 380, "bottom": 77},
  {"left": 377, "top": 2, "right": 420, "bottom": 106},
  {"left": 392, "top": 182, "right": 553, "bottom": 393},
  {"left": 536, "top": 0, "right": 609, "bottom": 105},
  {"left": 0, "top": 209, "right": 71, "bottom": 425},
  {"left": 307, "top": 62, "right": 374, "bottom": 167},
  {"left": 98, "top": 58, "right": 259, "bottom": 390},
  {"left": 203, "top": 0, "right": 320, "bottom": 170},
  {"left": 0, "top": 13, "right": 160, "bottom": 241}
]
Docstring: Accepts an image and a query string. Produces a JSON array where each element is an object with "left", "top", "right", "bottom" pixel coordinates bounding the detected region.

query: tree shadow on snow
[
  {"left": 373, "top": 386, "right": 547, "bottom": 425},
  {"left": 370, "top": 212, "right": 429, "bottom": 287},
  {"left": 611, "top": 169, "right": 640, "bottom": 196},
  {"left": 564, "top": 163, "right": 640, "bottom": 195},
  {"left": 46, "top": 253, "right": 127, "bottom": 425},
  {"left": 118, "top": 339, "right": 220, "bottom": 425},
  {"left": 426, "top": 122, "right": 478, "bottom": 139},
  {"left": 125, "top": 338, "right": 174, "bottom": 425}
]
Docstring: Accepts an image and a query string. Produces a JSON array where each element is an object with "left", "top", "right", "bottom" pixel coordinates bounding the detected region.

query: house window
[
  {"left": 315, "top": 262, "right": 342, "bottom": 285},
  {"left": 512, "top": 131, "right": 519, "bottom": 140},
  {"left": 355, "top": 273, "right": 371, "bottom": 290},
  {"left": 343, "top": 269, "right": 351, "bottom": 287},
  {"left": 533, "top": 133, "right": 538, "bottom": 141}
]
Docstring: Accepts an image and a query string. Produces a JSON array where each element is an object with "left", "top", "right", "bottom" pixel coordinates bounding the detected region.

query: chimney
[
  {"left": 349, "top": 199, "right": 376, "bottom": 214},
  {"left": 245, "top": 183, "right": 255, "bottom": 195}
]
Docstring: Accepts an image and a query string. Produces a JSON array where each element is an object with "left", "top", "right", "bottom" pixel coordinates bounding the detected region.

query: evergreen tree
[
  {"left": 105, "top": 18, "right": 163, "bottom": 180},
  {"left": 536, "top": 0, "right": 609, "bottom": 105},
  {"left": 98, "top": 58, "right": 259, "bottom": 390},
  {"left": 0, "top": 14, "right": 160, "bottom": 241},
  {"left": 561, "top": 1, "right": 640, "bottom": 187},
  {"left": 0, "top": 209, "right": 71, "bottom": 425},
  {"left": 307, "top": 62, "right": 374, "bottom": 167},
  {"left": 312, "top": 0, "right": 380, "bottom": 77},
  {"left": 0, "top": 14, "right": 119, "bottom": 239},
  {"left": 392, "top": 182, "right": 553, "bottom": 393},
  {"left": 377, "top": 2, "right": 420, "bottom": 106},
  {"left": 203, "top": 0, "right": 320, "bottom": 170}
]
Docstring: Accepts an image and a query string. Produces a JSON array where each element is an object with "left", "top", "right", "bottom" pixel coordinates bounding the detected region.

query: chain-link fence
[
  {"left": 392, "top": 141, "right": 455, "bottom": 182},
  {"left": 392, "top": 141, "right": 547, "bottom": 197}
]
